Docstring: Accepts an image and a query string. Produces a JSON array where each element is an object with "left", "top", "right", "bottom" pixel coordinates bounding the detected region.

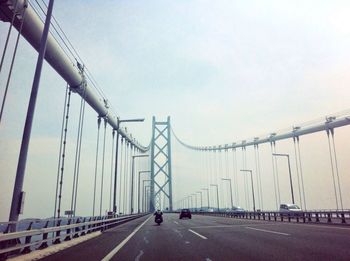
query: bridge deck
[{"left": 34, "top": 213, "right": 350, "bottom": 260}]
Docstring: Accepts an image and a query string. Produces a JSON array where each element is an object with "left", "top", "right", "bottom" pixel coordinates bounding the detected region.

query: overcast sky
[{"left": 1, "top": 0, "right": 350, "bottom": 220}]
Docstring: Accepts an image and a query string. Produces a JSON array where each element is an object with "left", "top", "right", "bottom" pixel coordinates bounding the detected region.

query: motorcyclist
[{"left": 154, "top": 209, "right": 163, "bottom": 223}]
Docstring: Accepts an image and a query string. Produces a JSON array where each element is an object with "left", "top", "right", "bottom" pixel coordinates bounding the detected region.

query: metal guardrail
[
  {"left": 0, "top": 213, "right": 148, "bottom": 260},
  {"left": 193, "top": 211, "right": 350, "bottom": 225}
]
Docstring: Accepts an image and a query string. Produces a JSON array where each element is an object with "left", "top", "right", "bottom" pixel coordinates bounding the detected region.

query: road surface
[{"left": 41, "top": 213, "right": 350, "bottom": 261}]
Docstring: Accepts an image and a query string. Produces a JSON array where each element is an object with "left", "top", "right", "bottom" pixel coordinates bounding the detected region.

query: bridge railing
[
  {"left": 0, "top": 213, "right": 148, "bottom": 260},
  {"left": 191, "top": 210, "right": 350, "bottom": 225}
]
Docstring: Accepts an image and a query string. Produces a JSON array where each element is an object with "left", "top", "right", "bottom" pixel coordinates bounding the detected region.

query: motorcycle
[{"left": 155, "top": 216, "right": 163, "bottom": 225}]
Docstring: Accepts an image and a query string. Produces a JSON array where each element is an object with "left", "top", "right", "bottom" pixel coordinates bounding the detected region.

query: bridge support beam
[{"left": 150, "top": 116, "right": 173, "bottom": 212}]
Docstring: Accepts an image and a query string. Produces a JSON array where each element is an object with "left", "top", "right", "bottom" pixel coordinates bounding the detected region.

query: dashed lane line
[
  {"left": 245, "top": 226, "right": 290, "bottom": 236},
  {"left": 135, "top": 250, "right": 144, "bottom": 261},
  {"left": 188, "top": 229, "right": 208, "bottom": 239},
  {"left": 101, "top": 215, "right": 152, "bottom": 261}
]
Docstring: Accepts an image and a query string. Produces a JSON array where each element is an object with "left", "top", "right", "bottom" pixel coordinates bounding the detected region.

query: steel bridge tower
[{"left": 150, "top": 116, "right": 173, "bottom": 212}]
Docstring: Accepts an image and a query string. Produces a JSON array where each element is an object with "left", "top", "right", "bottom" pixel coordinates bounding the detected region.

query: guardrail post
[
  {"left": 268, "top": 213, "right": 271, "bottom": 221},
  {"left": 274, "top": 213, "right": 277, "bottom": 221},
  {"left": 21, "top": 222, "right": 34, "bottom": 254},
  {"left": 341, "top": 213, "right": 346, "bottom": 224},
  {"left": 73, "top": 218, "right": 80, "bottom": 238},
  {"left": 86, "top": 217, "right": 92, "bottom": 234},
  {"left": 80, "top": 218, "right": 86, "bottom": 236},
  {"left": 327, "top": 213, "right": 332, "bottom": 223},
  {"left": 2, "top": 223, "right": 21, "bottom": 260},
  {"left": 53, "top": 219, "right": 62, "bottom": 244},
  {"left": 64, "top": 219, "right": 72, "bottom": 241},
  {"left": 315, "top": 213, "right": 320, "bottom": 223},
  {"left": 308, "top": 213, "right": 312, "bottom": 222},
  {"left": 100, "top": 216, "right": 106, "bottom": 232},
  {"left": 95, "top": 217, "right": 100, "bottom": 232},
  {"left": 38, "top": 221, "right": 50, "bottom": 249},
  {"left": 288, "top": 214, "right": 291, "bottom": 222}
]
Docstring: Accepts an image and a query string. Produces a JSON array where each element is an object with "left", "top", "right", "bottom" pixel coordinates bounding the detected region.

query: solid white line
[
  {"left": 101, "top": 215, "right": 152, "bottom": 261},
  {"left": 245, "top": 226, "right": 290, "bottom": 236},
  {"left": 174, "top": 221, "right": 179, "bottom": 225},
  {"left": 188, "top": 229, "right": 208, "bottom": 239}
]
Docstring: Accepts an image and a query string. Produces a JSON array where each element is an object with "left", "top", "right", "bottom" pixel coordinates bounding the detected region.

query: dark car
[{"left": 179, "top": 209, "right": 192, "bottom": 219}]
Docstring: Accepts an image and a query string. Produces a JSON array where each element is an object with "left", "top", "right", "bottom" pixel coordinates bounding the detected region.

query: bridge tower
[{"left": 150, "top": 116, "right": 173, "bottom": 212}]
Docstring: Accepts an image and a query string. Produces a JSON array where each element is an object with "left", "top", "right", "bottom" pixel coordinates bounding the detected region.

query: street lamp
[
  {"left": 272, "top": 153, "right": 295, "bottom": 204},
  {"left": 138, "top": 171, "right": 150, "bottom": 213},
  {"left": 144, "top": 185, "right": 150, "bottom": 212},
  {"left": 113, "top": 118, "right": 144, "bottom": 214},
  {"left": 197, "top": 191, "right": 203, "bottom": 210},
  {"left": 143, "top": 180, "right": 151, "bottom": 212},
  {"left": 192, "top": 193, "right": 197, "bottom": 211},
  {"left": 222, "top": 178, "right": 233, "bottom": 209},
  {"left": 131, "top": 154, "right": 149, "bottom": 213},
  {"left": 240, "top": 170, "right": 256, "bottom": 212},
  {"left": 210, "top": 184, "right": 220, "bottom": 211},
  {"left": 202, "top": 188, "right": 210, "bottom": 209}
]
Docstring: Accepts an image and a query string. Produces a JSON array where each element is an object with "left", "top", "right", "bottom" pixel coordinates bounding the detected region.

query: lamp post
[
  {"left": 210, "top": 184, "right": 220, "bottom": 211},
  {"left": 143, "top": 180, "right": 151, "bottom": 212},
  {"left": 197, "top": 191, "right": 203, "bottom": 210},
  {"left": 192, "top": 193, "right": 197, "bottom": 211},
  {"left": 9, "top": 0, "right": 56, "bottom": 227},
  {"left": 113, "top": 118, "right": 144, "bottom": 214},
  {"left": 202, "top": 188, "right": 210, "bottom": 209},
  {"left": 144, "top": 185, "right": 150, "bottom": 212},
  {"left": 131, "top": 154, "right": 149, "bottom": 213},
  {"left": 222, "top": 178, "right": 233, "bottom": 209},
  {"left": 138, "top": 171, "right": 150, "bottom": 213},
  {"left": 240, "top": 170, "right": 256, "bottom": 212},
  {"left": 272, "top": 153, "right": 295, "bottom": 204}
]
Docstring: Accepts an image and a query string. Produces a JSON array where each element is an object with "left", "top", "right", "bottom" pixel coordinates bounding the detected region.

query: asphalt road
[{"left": 42, "top": 213, "right": 350, "bottom": 261}]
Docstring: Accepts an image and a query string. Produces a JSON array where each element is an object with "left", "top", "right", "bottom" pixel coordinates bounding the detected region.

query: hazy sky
[{"left": 1, "top": 0, "right": 350, "bottom": 220}]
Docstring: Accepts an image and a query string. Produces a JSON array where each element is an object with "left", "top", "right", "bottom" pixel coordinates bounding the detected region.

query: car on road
[
  {"left": 179, "top": 208, "right": 192, "bottom": 219},
  {"left": 279, "top": 204, "right": 303, "bottom": 217},
  {"left": 232, "top": 206, "right": 245, "bottom": 212},
  {"left": 229, "top": 206, "right": 246, "bottom": 217}
]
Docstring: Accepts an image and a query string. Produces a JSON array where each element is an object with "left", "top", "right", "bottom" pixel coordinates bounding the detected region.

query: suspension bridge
[{"left": 1, "top": 0, "right": 350, "bottom": 260}]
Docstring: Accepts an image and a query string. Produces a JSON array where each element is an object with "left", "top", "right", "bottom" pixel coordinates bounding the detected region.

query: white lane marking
[
  {"left": 101, "top": 215, "right": 152, "bottom": 261},
  {"left": 192, "top": 223, "right": 275, "bottom": 229},
  {"left": 174, "top": 221, "right": 179, "bottom": 225},
  {"left": 143, "top": 236, "right": 149, "bottom": 244},
  {"left": 188, "top": 229, "right": 208, "bottom": 239},
  {"left": 245, "top": 227, "right": 290, "bottom": 236},
  {"left": 283, "top": 223, "right": 350, "bottom": 231},
  {"left": 206, "top": 258, "right": 212, "bottom": 261},
  {"left": 135, "top": 250, "right": 144, "bottom": 261},
  {"left": 185, "top": 241, "right": 190, "bottom": 244}
]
